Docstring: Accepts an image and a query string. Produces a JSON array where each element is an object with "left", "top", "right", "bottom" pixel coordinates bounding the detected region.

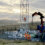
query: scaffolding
[{"left": 20, "top": 0, "right": 29, "bottom": 29}]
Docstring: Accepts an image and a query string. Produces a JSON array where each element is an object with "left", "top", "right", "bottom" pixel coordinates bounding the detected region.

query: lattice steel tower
[{"left": 20, "top": 0, "right": 29, "bottom": 30}]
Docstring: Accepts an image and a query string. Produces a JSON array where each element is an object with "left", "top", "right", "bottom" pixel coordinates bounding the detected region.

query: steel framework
[{"left": 20, "top": 0, "right": 29, "bottom": 29}]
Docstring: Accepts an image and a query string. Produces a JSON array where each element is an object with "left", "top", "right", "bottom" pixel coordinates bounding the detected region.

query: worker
[{"left": 25, "top": 32, "right": 31, "bottom": 40}]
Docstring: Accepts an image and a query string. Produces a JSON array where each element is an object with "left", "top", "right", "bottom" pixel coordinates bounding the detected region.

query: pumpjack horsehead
[{"left": 32, "top": 12, "right": 44, "bottom": 33}]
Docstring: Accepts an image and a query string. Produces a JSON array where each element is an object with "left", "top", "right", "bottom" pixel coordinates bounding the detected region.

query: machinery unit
[
  {"left": 32, "top": 12, "right": 45, "bottom": 42},
  {"left": 32, "top": 12, "right": 45, "bottom": 32}
]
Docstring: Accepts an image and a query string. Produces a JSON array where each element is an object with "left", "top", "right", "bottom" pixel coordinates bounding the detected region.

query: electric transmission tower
[{"left": 20, "top": 0, "right": 29, "bottom": 29}]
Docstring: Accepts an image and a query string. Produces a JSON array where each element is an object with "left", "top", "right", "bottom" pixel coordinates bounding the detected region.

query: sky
[{"left": 0, "top": 0, "right": 45, "bottom": 22}]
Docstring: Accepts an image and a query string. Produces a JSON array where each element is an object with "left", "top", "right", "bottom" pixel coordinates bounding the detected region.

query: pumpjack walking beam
[{"left": 32, "top": 12, "right": 44, "bottom": 28}]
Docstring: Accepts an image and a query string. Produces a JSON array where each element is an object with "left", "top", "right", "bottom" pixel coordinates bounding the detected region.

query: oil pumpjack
[
  {"left": 32, "top": 12, "right": 45, "bottom": 42},
  {"left": 32, "top": 12, "right": 45, "bottom": 32}
]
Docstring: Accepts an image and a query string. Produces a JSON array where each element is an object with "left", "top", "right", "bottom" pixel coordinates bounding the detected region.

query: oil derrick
[{"left": 20, "top": 0, "right": 29, "bottom": 29}]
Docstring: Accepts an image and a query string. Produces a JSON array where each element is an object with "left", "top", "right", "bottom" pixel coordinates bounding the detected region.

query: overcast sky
[{"left": 0, "top": 0, "right": 45, "bottom": 22}]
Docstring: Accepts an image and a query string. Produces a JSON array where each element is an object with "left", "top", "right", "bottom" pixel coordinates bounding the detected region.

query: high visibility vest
[
  {"left": 25, "top": 33, "right": 27, "bottom": 39},
  {"left": 25, "top": 33, "right": 31, "bottom": 40},
  {"left": 27, "top": 34, "right": 31, "bottom": 40}
]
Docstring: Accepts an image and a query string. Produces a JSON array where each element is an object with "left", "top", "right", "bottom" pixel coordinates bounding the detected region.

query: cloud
[
  {"left": 0, "top": 0, "right": 45, "bottom": 22},
  {"left": 0, "top": 1, "right": 11, "bottom": 6},
  {"left": 0, "top": 0, "right": 20, "bottom": 5},
  {"left": 0, "top": 12, "right": 20, "bottom": 20},
  {"left": 30, "top": 0, "right": 45, "bottom": 9},
  {"left": 0, "top": 17, "right": 19, "bottom": 21}
]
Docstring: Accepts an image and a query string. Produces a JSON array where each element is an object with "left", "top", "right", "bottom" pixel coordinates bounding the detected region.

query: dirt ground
[
  {"left": 0, "top": 42, "right": 45, "bottom": 45},
  {"left": 0, "top": 39, "right": 45, "bottom": 45}
]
